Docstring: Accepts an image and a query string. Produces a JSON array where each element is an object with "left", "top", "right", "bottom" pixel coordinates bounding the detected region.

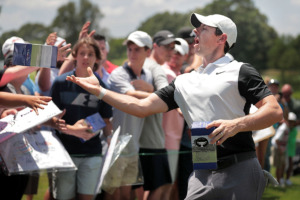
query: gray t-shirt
[
  {"left": 108, "top": 63, "right": 153, "bottom": 154},
  {"left": 139, "top": 58, "right": 168, "bottom": 149}
]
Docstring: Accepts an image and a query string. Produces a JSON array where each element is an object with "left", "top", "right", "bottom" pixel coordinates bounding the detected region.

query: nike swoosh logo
[{"left": 216, "top": 71, "right": 225, "bottom": 75}]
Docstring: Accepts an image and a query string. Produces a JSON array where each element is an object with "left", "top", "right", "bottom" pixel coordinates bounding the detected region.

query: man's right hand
[{"left": 66, "top": 67, "right": 101, "bottom": 97}]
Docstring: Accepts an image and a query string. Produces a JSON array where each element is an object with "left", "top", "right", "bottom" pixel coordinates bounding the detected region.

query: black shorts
[
  {"left": 0, "top": 174, "right": 29, "bottom": 199},
  {"left": 24, "top": 173, "right": 39, "bottom": 195},
  {"left": 139, "top": 148, "right": 172, "bottom": 190}
]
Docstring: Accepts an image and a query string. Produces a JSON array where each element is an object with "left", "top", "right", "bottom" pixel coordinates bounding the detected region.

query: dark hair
[
  {"left": 72, "top": 37, "right": 101, "bottom": 71},
  {"left": 215, "top": 27, "right": 230, "bottom": 53},
  {"left": 93, "top": 34, "right": 106, "bottom": 42},
  {"left": 4, "top": 55, "right": 13, "bottom": 68}
]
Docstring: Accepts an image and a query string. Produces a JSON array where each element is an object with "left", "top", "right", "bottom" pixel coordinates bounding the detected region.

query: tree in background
[
  {"left": 1, "top": 0, "right": 300, "bottom": 92},
  {"left": 193, "top": 0, "right": 278, "bottom": 72},
  {"left": 138, "top": 11, "right": 190, "bottom": 37},
  {"left": 0, "top": 0, "right": 105, "bottom": 60},
  {"left": 136, "top": 0, "right": 278, "bottom": 72},
  {"left": 106, "top": 38, "right": 127, "bottom": 65},
  {"left": 2, "top": 24, "right": 51, "bottom": 43},
  {"left": 0, "top": 5, "right": 2, "bottom": 32},
  {"left": 51, "top": 0, "right": 103, "bottom": 45},
  {"left": 268, "top": 36, "right": 300, "bottom": 93}
]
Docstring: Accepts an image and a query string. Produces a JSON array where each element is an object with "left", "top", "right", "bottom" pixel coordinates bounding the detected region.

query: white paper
[
  {"left": 0, "top": 130, "right": 76, "bottom": 175},
  {"left": 0, "top": 100, "right": 62, "bottom": 143},
  {"left": 94, "top": 127, "right": 133, "bottom": 195},
  {"left": 94, "top": 126, "right": 121, "bottom": 194}
]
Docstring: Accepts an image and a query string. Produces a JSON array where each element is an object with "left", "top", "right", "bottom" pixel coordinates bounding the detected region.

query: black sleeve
[
  {"left": 238, "top": 63, "right": 272, "bottom": 105},
  {"left": 155, "top": 79, "right": 179, "bottom": 111}
]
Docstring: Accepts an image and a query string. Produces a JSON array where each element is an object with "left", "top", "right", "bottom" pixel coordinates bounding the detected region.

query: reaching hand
[
  {"left": 46, "top": 32, "right": 57, "bottom": 46},
  {"left": 207, "top": 119, "right": 240, "bottom": 145},
  {"left": 24, "top": 96, "right": 52, "bottom": 115},
  {"left": 79, "top": 21, "right": 96, "bottom": 39},
  {"left": 66, "top": 67, "right": 101, "bottom": 96},
  {"left": 57, "top": 40, "right": 72, "bottom": 62}
]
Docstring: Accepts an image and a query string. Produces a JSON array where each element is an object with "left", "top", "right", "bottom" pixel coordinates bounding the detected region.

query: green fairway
[
  {"left": 262, "top": 168, "right": 300, "bottom": 200},
  {"left": 21, "top": 166, "right": 300, "bottom": 200}
]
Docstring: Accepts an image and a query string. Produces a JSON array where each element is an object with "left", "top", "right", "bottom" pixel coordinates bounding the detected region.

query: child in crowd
[
  {"left": 272, "top": 112, "right": 297, "bottom": 187},
  {"left": 50, "top": 37, "right": 112, "bottom": 200},
  {"left": 285, "top": 112, "right": 299, "bottom": 186}
]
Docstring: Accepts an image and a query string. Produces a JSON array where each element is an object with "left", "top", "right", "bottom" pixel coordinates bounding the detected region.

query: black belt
[{"left": 215, "top": 151, "right": 257, "bottom": 171}]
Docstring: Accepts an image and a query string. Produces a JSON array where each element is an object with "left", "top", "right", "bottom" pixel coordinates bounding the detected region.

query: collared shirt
[
  {"left": 156, "top": 56, "right": 272, "bottom": 157},
  {"left": 108, "top": 63, "right": 153, "bottom": 153}
]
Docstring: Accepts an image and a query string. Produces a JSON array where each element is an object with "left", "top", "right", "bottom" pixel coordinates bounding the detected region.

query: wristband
[{"left": 97, "top": 88, "right": 107, "bottom": 99}]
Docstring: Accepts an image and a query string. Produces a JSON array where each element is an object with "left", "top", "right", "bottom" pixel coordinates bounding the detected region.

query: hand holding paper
[
  {"left": 46, "top": 32, "right": 57, "bottom": 46},
  {"left": 64, "top": 119, "right": 95, "bottom": 141},
  {"left": 57, "top": 41, "right": 71, "bottom": 62}
]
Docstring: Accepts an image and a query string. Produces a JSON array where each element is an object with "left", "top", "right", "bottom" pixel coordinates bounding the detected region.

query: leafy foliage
[
  {"left": 192, "top": 0, "right": 278, "bottom": 71},
  {"left": 107, "top": 38, "right": 127, "bottom": 66},
  {"left": 0, "top": 24, "right": 52, "bottom": 60},
  {"left": 1, "top": 0, "right": 300, "bottom": 90},
  {"left": 50, "top": 0, "right": 103, "bottom": 45},
  {"left": 0, "top": 0, "right": 103, "bottom": 60},
  {"left": 138, "top": 11, "right": 191, "bottom": 37}
]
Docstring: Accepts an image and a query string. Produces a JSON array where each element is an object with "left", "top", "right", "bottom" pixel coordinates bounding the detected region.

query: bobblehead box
[
  {"left": 191, "top": 122, "right": 217, "bottom": 170},
  {"left": 12, "top": 43, "right": 57, "bottom": 68}
]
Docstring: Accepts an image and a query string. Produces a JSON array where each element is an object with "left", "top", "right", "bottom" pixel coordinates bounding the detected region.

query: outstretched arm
[
  {"left": 0, "top": 66, "right": 39, "bottom": 87},
  {"left": 0, "top": 92, "right": 52, "bottom": 114},
  {"left": 66, "top": 67, "right": 168, "bottom": 117}
]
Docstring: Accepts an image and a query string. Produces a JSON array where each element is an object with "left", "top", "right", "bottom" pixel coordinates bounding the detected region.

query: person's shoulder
[
  {"left": 162, "top": 66, "right": 173, "bottom": 75},
  {"left": 110, "top": 65, "right": 125, "bottom": 76},
  {"left": 55, "top": 71, "right": 74, "bottom": 82},
  {"left": 228, "top": 59, "right": 254, "bottom": 70},
  {"left": 237, "top": 62, "right": 260, "bottom": 76},
  {"left": 239, "top": 62, "right": 255, "bottom": 69},
  {"left": 173, "top": 71, "right": 195, "bottom": 86},
  {"left": 143, "top": 58, "right": 161, "bottom": 70},
  {"left": 178, "top": 70, "right": 196, "bottom": 78}
]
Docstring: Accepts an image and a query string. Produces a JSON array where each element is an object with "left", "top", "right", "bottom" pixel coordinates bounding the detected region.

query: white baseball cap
[
  {"left": 2, "top": 36, "right": 25, "bottom": 58},
  {"left": 54, "top": 36, "right": 67, "bottom": 47},
  {"left": 174, "top": 38, "right": 189, "bottom": 55},
  {"left": 288, "top": 112, "right": 297, "bottom": 121},
  {"left": 190, "top": 13, "right": 237, "bottom": 48},
  {"left": 124, "top": 31, "right": 153, "bottom": 49}
]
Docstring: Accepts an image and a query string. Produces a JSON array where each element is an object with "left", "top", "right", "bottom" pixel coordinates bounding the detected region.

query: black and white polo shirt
[{"left": 156, "top": 56, "right": 272, "bottom": 157}]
